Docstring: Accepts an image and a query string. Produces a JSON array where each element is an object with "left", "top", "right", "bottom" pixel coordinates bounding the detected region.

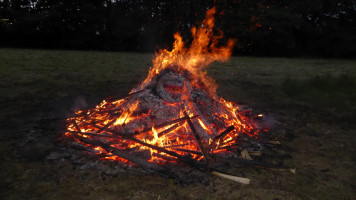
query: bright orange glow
[
  {"left": 132, "top": 7, "right": 235, "bottom": 95},
  {"left": 65, "top": 7, "right": 263, "bottom": 165}
]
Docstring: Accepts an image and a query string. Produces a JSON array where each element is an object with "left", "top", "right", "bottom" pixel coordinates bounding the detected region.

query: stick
[
  {"left": 128, "top": 89, "right": 146, "bottom": 96},
  {"left": 163, "top": 144, "right": 189, "bottom": 148},
  {"left": 70, "top": 129, "right": 251, "bottom": 184},
  {"left": 210, "top": 171, "right": 250, "bottom": 184},
  {"left": 69, "top": 133, "right": 176, "bottom": 176},
  {"left": 158, "top": 123, "right": 179, "bottom": 137},
  {"left": 71, "top": 119, "right": 82, "bottom": 133},
  {"left": 183, "top": 111, "right": 210, "bottom": 162},
  {"left": 95, "top": 127, "right": 209, "bottom": 170},
  {"left": 96, "top": 119, "right": 117, "bottom": 133},
  {"left": 173, "top": 148, "right": 202, "bottom": 155},
  {"left": 208, "top": 126, "right": 234, "bottom": 151},
  {"left": 136, "top": 115, "right": 199, "bottom": 135},
  {"left": 68, "top": 130, "right": 119, "bottom": 139},
  {"left": 152, "top": 152, "right": 176, "bottom": 162}
]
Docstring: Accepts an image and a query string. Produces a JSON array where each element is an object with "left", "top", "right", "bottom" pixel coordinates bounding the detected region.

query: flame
[
  {"left": 133, "top": 7, "right": 235, "bottom": 95},
  {"left": 64, "top": 7, "right": 264, "bottom": 165},
  {"left": 113, "top": 101, "right": 139, "bottom": 126}
]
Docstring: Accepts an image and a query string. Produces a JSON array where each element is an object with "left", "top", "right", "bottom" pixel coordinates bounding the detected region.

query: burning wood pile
[{"left": 64, "top": 7, "right": 289, "bottom": 184}]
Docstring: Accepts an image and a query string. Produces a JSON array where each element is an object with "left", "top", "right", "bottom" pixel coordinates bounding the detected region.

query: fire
[
  {"left": 65, "top": 7, "right": 263, "bottom": 166},
  {"left": 134, "top": 7, "right": 235, "bottom": 95}
]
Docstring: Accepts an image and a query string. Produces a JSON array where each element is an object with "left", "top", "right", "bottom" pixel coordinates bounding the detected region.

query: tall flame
[{"left": 134, "top": 7, "right": 235, "bottom": 94}]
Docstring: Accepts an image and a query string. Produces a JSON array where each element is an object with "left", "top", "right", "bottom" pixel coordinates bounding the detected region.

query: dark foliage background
[{"left": 0, "top": 0, "right": 355, "bottom": 58}]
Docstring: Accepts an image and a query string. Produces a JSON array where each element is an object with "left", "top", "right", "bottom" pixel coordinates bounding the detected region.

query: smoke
[
  {"left": 255, "top": 114, "right": 277, "bottom": 130},
  {"left": 70, "top": 96, "right": 88, "bottom": 114}
]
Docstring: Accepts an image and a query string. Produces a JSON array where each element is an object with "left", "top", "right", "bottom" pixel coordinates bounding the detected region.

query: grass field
[{"left": 0, "top": 48, "right": 355, "bottom": 199}]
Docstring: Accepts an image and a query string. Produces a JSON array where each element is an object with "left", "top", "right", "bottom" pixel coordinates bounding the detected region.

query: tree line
[{"left": 1, "top": 0, "right": 355, "bottom": 58}]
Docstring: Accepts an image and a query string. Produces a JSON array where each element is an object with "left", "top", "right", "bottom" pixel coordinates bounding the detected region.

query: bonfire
[{"left": 65, "top": 7, "right": 275, "bottom": 184}]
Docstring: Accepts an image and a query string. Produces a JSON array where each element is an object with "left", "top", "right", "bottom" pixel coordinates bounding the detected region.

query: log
[
  {"left": 68, "top": 130, "right": 119, "bottom": 139},
  {"left": 152, "top": 152, "right": 176, "bottom": 162},
  {"left": 208, "top": 126, "right": 234, "bottom": 151},
  {"left": 72, "top": 119, "right": 82, "bottom": 133},
  {"left": 69, "top": 133, "right": 176, "bottom": 177},
  {"left": 163, "top": 144, "right": 189, "bottom": 148},
  {"left": 70, "top": 128, "right": 252, "bottom": 184},
  {"left": 183, "top": 111, "right": 211, "bottom": 162},
  {"left": 96, "top": 119, "right": 117, "bottom": 133},
  {"left": 173, "top": 148, "right": 203, "bottom": 155},
  {"left": 97, "top": 127, "right": 209, "bottom": 171},
  {"left": 136, "top": 115, "right": 199, "bottom": 134},
  {"left": 158, "top": 123, "right": 179, "bottom": 137}
]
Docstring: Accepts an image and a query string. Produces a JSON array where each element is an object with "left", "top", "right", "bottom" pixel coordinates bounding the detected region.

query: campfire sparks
[{"left": 65, "top": 7, "right": 264, "bottom": 172}]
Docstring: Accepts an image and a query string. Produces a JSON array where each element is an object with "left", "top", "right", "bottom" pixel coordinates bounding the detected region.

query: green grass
[
  {"left": 1, "top": 48, "right": 356, "bottom": 200},
  {"left": 282, "top": 74, "right": 356, "bottom": 110}
]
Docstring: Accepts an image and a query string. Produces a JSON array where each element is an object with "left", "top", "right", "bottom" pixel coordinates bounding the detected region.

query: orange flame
[{"left": 133, "top": 7, "right": 235, "bottom": 95}]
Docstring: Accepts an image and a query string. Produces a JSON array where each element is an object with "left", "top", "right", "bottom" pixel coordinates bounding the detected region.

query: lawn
[{"left": 0, "top": 48, "right": 355, "bottom": 199}]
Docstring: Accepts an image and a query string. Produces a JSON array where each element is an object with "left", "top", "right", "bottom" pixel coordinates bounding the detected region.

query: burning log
[
  {"left": 69, "top": 132, "right": 176, "bottom": 176},
  {"left": 95, "top": 119, "right": 117, "bottom": 133},
  {"left": 183, "top": 111, "right": 211, "bottom": 162},
  {"left": 208, "top": 126, "right": 235, "bottom": 151},
  {"left": 158, "top": 123, "right": 179, "bottom": 137},
  {"left": 134, "top": 115, "right": 199, "bottom": 135},
  {"left": 81, "top": 125, "right": 251, "bottom": 182},
  {"left": 105, "top": 129, "right": 206, "bottom": 169},
  {"left": 71, "top": 119, "right": 82, "bottom": 133},
  {"left": 173, "top": 148, "right": 202, "bottom": 156}
]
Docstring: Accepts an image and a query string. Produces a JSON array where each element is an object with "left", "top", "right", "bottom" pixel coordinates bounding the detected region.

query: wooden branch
[
  {"left": 68, "top": 130, "right": 119, "bottom": 139},
  {"left": 136, "top": 115, "right": 199, "bottom": 135},
  {"left": 163, "top": 143, "right": 189, "bottom": 148},
  {"left": 128, "top": 89, "right": 146, "bottom": 97},
  {"left": 208, "top": 126, "right": 234, "bottom": 151},
  {"left": 183, "top": 111, "right": 211, "bottom": 162},
  {"left": 173, "top": 148, "right": 203, "bottom": 155},
  {"left": 210, "top": 171, "right": 250, "bottom": 184},
  {"left": 96, "top": 119, "right": 117, "bottom": 133},
  {"left": 152, "top": 152, "right": 175, "bottom": 162},
  {"left": 69, "top": 133, "right": 176, "bottom": 177},
  {"left": 98, "top": 128, "right": 208, "bottom": 171},
  {"left": 72, "top": 119, "right": 82, "bottom": 133},
  {"left": 70, "top": 128, "right": 252, "bottom": 184},
  {"left": 158, "top": 123, "right": 179, "bottom": 137}
]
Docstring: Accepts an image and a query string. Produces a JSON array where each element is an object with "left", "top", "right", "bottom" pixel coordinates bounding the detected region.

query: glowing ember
[{"left": 65, "top": 7, "right": 264, "bottom": 166}]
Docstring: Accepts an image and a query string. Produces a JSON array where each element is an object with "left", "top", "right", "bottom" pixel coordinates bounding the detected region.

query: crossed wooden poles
[{"left": 68, "top": 110, "right": 294, "bottom": 184}]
